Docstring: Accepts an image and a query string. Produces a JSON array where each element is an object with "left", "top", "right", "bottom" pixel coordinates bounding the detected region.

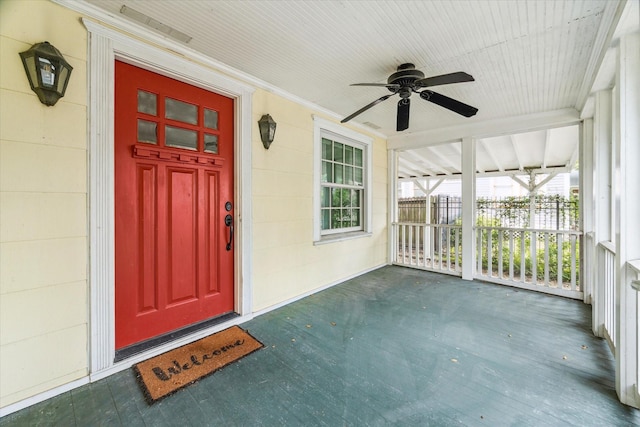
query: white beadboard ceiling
[{"left": 83, "top": 0, "right": 621, "bottom": 177}]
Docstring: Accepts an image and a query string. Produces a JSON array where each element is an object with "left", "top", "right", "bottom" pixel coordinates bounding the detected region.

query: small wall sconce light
[
  {"left": 19, "top": 41, "right": 73, "bottom": 106},
  {"left": 258, "top": 114, "right": 277, "bottom": 149}
]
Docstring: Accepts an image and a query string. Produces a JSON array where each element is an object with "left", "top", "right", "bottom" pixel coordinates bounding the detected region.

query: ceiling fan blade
[
  {"left": 420, "top": 90, "right": 478, "bottom": 117},
  {"left": 414, "top": 72, "right": 475, "bottom": 88},
  {"left": 397, "top": 98, "right": 410, "bottom": 131},
  {"left": 341, "top": 94, "right": 394, "bottom": 123},
  {"left": 351, "top": 83, "right": 401, "bottom": 89}
]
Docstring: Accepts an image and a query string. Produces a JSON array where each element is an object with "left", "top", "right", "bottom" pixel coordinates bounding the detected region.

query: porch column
[
  {"left": 614, "top": 31, "right": 640, "bottom": 409},
  {"left": 580, "top": 119, "right": 594, "bottom": 304},
  {"left": 592, "top": 89, "right": 613, "bottom": 338},
  {"left": 388, "top": 149, "right": 399, "bottom": 265},
  {"left": 461, "top": 137, "right": 476, "bottom": 280}
]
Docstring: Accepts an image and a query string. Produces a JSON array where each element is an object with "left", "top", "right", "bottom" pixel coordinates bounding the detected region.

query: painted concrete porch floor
[{"left": 2, "top": 266, "right": 639, "bottom": 426}]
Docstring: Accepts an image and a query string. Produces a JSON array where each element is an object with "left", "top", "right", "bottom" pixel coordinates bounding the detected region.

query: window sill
[{"left": 314, "top": 231, "right": 372, "bottom": 245}]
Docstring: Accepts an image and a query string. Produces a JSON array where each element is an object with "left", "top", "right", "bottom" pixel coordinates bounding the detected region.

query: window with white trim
[{"left": 313, "top": 116, "right": 372, "bottom": 243}]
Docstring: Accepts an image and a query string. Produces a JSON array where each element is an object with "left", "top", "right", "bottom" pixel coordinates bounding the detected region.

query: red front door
[{"left": 114, "top": 61, "right": 235, "bottom": 350}]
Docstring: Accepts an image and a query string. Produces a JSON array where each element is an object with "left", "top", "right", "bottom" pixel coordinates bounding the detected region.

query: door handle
[{"left": 225, "top": 214, "right": 233, "bottom": 251}]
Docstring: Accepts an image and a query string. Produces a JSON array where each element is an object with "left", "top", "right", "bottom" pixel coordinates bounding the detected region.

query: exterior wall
[
  {"left": 251, "top": 89, "right": 387, "bottom": 311},
  {"left": 0, "top": 0, "right": 89, "bottom": 408}
]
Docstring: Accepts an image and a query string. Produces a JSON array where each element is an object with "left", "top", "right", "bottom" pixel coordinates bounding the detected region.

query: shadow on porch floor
[{"left": 2, "top": 266, "right": 639, "bottom": 426}]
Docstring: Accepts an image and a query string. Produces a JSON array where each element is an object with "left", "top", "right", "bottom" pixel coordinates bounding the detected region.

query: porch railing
[
  {"left": 393, "top": 222, "right": 462, "bottom": 276},
  {"left": 474, "top": 226, "right": 582, "bottom": 299},
  {"left": 598, "top": 241, "right": 616, "bottom": 351}
]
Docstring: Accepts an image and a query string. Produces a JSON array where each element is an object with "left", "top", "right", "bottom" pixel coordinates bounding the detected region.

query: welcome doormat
[{"left": 133, "top": 326, "right": 263, "bottom": 403}]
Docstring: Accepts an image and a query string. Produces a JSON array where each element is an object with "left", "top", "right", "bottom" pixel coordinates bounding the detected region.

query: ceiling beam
[
  {"left": 423, "top": 146, "right": 459, "bottom": 173},
  {"left": 425, "top": 147, "right": 460, "bottom": 175},
  {"left": 510, "top": 135, "right": 524, "bottom": 171},
  {"left": 402, "top": 151, "right": 449, "bottom": 175},
  {"left": 398, "top": 157, "right": 433, "bottom": 178},
  {"left": 388, "top": 108, "right": 580, "bottom": 150},
  {"left": 542, "top": 129, "right": 551, "bottom": 169},
  {"left": 480, "top": 138, "right": 504, "bottom": 172}
]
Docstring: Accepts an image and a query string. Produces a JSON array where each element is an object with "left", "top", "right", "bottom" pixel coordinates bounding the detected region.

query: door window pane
[
  {"left": 204, "top": 134, "right": 218, "bottom": 153},
  {"left": 165, "top": 98, "right": 197, "bottom": 125},
  {"left": 204, "top": 109, "right": 218, "bottom": 130},
  {"left": 165, "top": 125, "right": 197, "bottom": 150},
  {"left": 137, "top": 119, "right": 157, "bottom": 144},
  {"left": 137, "top": 90, "right": 157, "bottom": 115}
]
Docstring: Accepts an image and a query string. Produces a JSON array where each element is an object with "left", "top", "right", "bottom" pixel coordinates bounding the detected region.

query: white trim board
[{"left": 83, "top": 19, "right": 255, "bottom": 377}]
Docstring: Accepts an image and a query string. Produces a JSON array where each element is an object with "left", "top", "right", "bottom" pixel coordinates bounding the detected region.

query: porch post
[
  {"left": 592, "top": 89, "right": 613, "bottom": 337},
  {"left": 580, "top": 119, "right": 595, "bottom": 304},
  {"left": 461, "top": 137, "right": 476, "bottom": 280},
  {"left": 388, "top": 149, "right": 398, "bottom": 265},
  {"left": 614, "top": 31, "right": 640, "bottom": 409}
]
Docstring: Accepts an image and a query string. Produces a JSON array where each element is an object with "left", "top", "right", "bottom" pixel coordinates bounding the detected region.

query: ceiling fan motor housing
[{"left": 387, "top": 63, "right": 425, "bottom": 91}]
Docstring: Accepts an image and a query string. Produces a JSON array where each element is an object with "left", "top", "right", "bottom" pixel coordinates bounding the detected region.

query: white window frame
[{"left": 313, "top": 116, "right": 373, "bottom": 243}]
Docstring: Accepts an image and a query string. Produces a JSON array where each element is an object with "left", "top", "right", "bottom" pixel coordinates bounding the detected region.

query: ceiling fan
[{"left": 341, "top": 63, "right": 478, "bottom": 131}]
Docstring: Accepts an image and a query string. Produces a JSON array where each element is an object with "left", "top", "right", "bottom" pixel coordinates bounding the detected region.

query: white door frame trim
[{"left": 84, "top": 19, "right": 255, "bottom": 380}]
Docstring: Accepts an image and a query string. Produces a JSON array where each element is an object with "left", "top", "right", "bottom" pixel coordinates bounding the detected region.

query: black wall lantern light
[
  {"left": 19, "top": 41, "right": 73, "bottom": 106},
  {"left": 258, "top": 114, "right": 277, "bottom": 149}
]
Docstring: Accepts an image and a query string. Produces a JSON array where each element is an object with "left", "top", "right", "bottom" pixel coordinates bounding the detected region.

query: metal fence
[
  {"left": 397, "top": 195, "right": 462, "bottom": 225},
  {"left": 398, "top": 195, "right": 579, "bottom": 231}
]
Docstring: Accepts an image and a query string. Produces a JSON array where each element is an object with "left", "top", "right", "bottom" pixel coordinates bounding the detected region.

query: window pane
[
  {"left": 344, "top": 166, "right": 353, "bottom": 185},
  {"left": 322, "top": 138, "right": 332, "bottom": 160},
  {"left": 334, "top": 142, "right": 344, "bottom": 163},
  {"left": 165, "top": 125, "right": 197, "bottom": 150},
  {"left": 321, "top": 187, "right": 330, "bottom": 208},
  {"left": 322, "top": 161, "right": 332, "bottom": 183},
  {"left": 354, "top": 167, "right": 363, "bottom": 186},
  {"left": 331, "top": 209, "right": 341, "bottom": 229},
  {"left": 331, "top": 188, "right": 341, "bottom": 208},
  {"left": 341, "top": 209, "right": 350, "bottom": 227},
  {"left": 352, "top": 190, "right": 360, "bottom": 207},
  {"left": 137, "top": 90, "right": 157, "bottom": 115},
  {"left": 204, "top": 109, "right": 218, "bottom": 129},
  {"left": 345, "top": 145, "right": 353, "bottom": 165},
  {"left": 352, "top": 208, "right": 361, "bottom": 226},
  {"left": 204, "top": 134, "right": 218, "bottom": 153},
  {"left": 334, "top": 164, "right": 343, "bottom": 184},
  {"left": 354, "top": 148, "right": 363, "bottom": 167},
  {"left": 340, "top": 189, "right": 349, "bottom": 207},
  {"left": 321, "top": 209, "right": 330, "bottom": 230},
  {"left": 165, "top": 98, "right": 197, "bottom": 125},
  {"left": 137, "top": 119, "right": 157, "bottom": 144}
]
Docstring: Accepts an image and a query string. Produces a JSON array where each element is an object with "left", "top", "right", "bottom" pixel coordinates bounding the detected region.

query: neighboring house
[{"left": 1, "top": 0, "right": 638, "bottom": 416}]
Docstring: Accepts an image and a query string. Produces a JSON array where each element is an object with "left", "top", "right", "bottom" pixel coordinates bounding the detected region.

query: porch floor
[{"left": 2, "top": 266, "right": 638, "bottom": 426}]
